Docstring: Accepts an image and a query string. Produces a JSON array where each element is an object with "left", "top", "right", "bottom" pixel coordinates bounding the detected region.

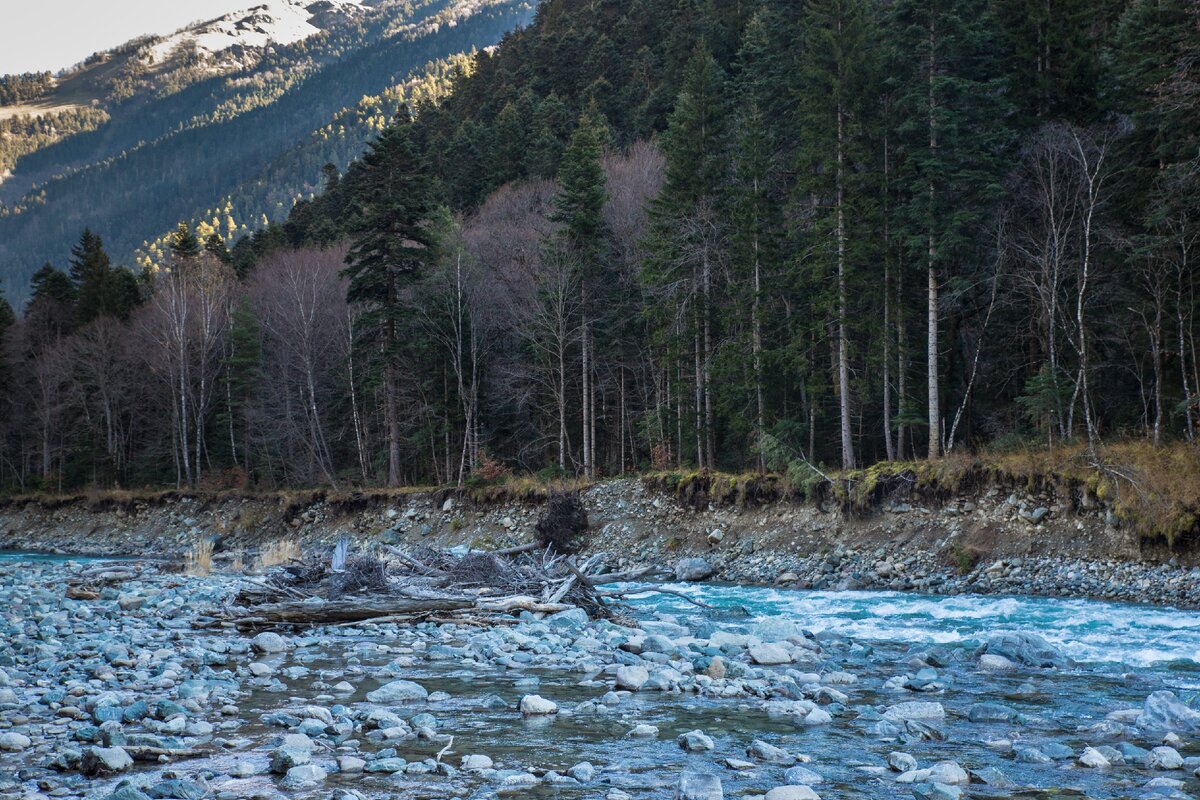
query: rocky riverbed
[{"left": 1, "top": 554, "right": 1200, "bottom": 800}]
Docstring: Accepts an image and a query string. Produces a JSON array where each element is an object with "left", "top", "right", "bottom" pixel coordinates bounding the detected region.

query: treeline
[
  {"left": 0, "top": 72, "right": 53, "bottom": 106},
  {"left": 1, "top": 0, "right": 1198, "bottom": 492}
]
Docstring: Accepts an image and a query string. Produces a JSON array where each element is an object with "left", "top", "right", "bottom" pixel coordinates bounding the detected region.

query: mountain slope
[{"left": 0, "top": 0, "right": 535, "bottom": 303}]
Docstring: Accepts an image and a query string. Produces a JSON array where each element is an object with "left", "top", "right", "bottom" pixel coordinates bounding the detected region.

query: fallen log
[{"left": 232, "top": 596, "right": 475, "bottom": 627}]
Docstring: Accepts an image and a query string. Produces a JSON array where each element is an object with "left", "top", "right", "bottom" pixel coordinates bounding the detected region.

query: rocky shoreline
[
  {"left": 2, "top": 477, "right": 1199, "bottom": 609},
  {"left": 2, "top": 555, "right": 1200, "bottom": 800}
]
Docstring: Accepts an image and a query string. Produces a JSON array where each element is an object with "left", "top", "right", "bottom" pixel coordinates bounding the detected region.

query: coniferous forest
[{"left": 1, "top": 0, "right": 1198, "bottom": 493}]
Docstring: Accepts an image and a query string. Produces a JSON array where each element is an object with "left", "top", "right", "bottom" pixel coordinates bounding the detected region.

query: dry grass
[
  {"left": 257, "top": 538, "right": 302, "bottom": 570},
  {"left": 185, "top": 539, "right": 213, "bottom": 576}
]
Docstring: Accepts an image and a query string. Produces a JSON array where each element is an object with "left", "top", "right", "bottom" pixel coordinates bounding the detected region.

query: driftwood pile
[{"left": 216, "top": 542, "right": 668, "bottom": 631}]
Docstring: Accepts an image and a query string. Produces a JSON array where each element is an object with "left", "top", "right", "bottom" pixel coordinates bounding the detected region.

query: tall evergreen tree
[
  {"left": 343, "top": 112, "right": 439, "bottom": 486},
  {"left": 552, "top": 107, "right": 610, "bottom": 477},
  {"left": 69, "top": 228, "right": 114, "bottom": 324},
  {"left": 645, "top": 42, "right": 729, "bottom": 469},
  {"left": 793, "top": 0, "right": 881, "bottom": 469},
  {"left": 888, "top": 0, "right": 1014, "bottom": 457}
]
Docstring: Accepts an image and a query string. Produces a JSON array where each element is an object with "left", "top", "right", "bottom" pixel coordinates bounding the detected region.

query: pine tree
[{"left": 344, "top": 113, "right": 439, "bottom": 486}]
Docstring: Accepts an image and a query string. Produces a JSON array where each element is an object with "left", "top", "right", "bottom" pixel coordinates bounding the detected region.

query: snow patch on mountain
[{"left": 148, "top": 0, "right": 367, "bottom": 65}]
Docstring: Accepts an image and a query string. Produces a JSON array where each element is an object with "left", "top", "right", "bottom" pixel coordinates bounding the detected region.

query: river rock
[
  {"left": 889, "top": 752, "right": 918, "bottom": 772},
  {"left": 81, "top": 746, "right": 133, "bottom": 776},
  {"left": 1148, "top": 746, "right": 1184, "bottom": 770},
  {"left": 616, "top": 665, "right": 650, "bottom": 690},
  {"left": 977, "top": 654, "right": 1016, "bottom": 671},
  {"left": 461, "top": 754, "right": 493, "bottom": 770},
  {"left": 366, "top": 680, "right": 429, "bottom": 703},
  {"left": 0, "top": 732, "right": 31, "bottom": 752},
  {"left": 283, "top": 764, "right": 327, "bottom": 787},
  {"left": 520, "top": 695, "right": 558, "bottom": 715},
  {"left": 251, "top": 631, "right": 288, "bottom": 653},
  {"left": 1137, "top": 692, "right": 1200, "bottom": 733},
  {"left": 765, "top": 787, "right": 820, "bottom": 800},
  {"left": 976, "top": 632, "right": 1066, "bottom": 668},
  {"left": 884, "top": 702, "right": 945, "bottom": 722},
  {"left": 912, "top": 784, "right": 962, "bottom": 800},
  {"left": 1079, "top": 747, "right": 1111, "bottom": 768},
  {"left": 678, "top": 730, "right": 715, "bottom": 752},
  {"left": 750, "top": 643, "right": 792, "bottom": 665},
  {"left": 628, "top": 724, "right": 659, "bottom": 738},
  {"left": 675, "top": 558, "right": 715, "bottom": 582},
  {"left": 270, "top": 733, "right": 314, "bottom": 773},
  {"left": 568, "top": 761, "right": 596, "bottom": 781},
  {"left": 783, "top": 766, "right": 823, "bottom": 785},
  {"left": 338, "top": 756, "right": 366, "bottom": 773},
  {"left": 927, "top": 761, "right": 968, "bottom": 785},
  {"left": 748, "top": 739, "right": 792, "bottom": 763},
  {"left": 968, "top": 703, "right": 1018, "bottom": 723},
  {"left": 676, "top": 772, "right": 723, "bottom": 800}
]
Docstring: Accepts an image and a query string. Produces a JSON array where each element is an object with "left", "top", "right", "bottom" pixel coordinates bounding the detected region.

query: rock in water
[
  {"left": 676, "top": 772, "right": 723, "bottom": 800},
  {"left": 366, "top": 680, "right": 429, "bottom": 703},
  {"left": 976, "top": 632, "right": 1066, "bottom": 668},
  {"left": 519, "top": 695, "right": 558, "bottom": 715},
  {"left": 765, "top": 788, "right": 820, "bottom": 800},
  {"left": 883, "top": 702, "right": 945, "bottom": 722},
  {"left": 1078, "top": 747, "right": 1110, "bottom": 768},
  {"left": 678, "top": 730, "right": 715, "bottom": 752},
  {"left": 1137, "top": 691, "right": 1200, "bottom": 733}
]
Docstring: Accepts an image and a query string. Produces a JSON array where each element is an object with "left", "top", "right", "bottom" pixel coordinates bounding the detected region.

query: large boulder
[
  {"left": 975, "top": 633, "right": 1066, "bottom": 668},
  {"left": 1137, "top": 692, "right": 1200, "bottom": 733},
  {"left": 675, "top": 558, "right": 715, "bottom": 582},
  {"left": 676, "top": 772, "right": 723, "bottom": 800},
  {"left": 366, "top": 680, "right": 428, "bottom": 704}
]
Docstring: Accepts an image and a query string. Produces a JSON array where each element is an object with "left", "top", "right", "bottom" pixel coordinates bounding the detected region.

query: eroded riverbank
[{"left": 1, "top": 555, "right": 1199, "bottom": 800}]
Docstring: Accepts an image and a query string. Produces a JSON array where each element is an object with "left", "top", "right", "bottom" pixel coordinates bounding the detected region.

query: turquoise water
[
  {"left": 0, "top": 550, "right": 126, "bottom": 563},
  {"left": 619, "top": 583, "right": 1200, "bottom": 669}
]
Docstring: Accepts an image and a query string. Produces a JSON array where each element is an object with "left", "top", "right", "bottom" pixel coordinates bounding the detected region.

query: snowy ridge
[{"left": 147, "top": 0, "right": 368, "bottom": 65}]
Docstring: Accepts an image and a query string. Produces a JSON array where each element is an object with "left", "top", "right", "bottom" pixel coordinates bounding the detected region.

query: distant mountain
[{"left": 0, "top": 0, "right": 536, "bottom": 304}]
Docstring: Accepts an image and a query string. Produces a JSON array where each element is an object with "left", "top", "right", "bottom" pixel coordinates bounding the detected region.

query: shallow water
[
  {"left": 3, "top": 553, "right": 1199, "bottom": 799},
  {"left": 618, "top": 583, "right": 1200, "bottom": 670}
]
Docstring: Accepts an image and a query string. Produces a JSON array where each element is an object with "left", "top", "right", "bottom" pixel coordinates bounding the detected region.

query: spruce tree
[
  {"left": 169, "top": 223, "right": 202, "bottom": 262},
  {"left": 645, "top": 42, "right": 729, "bottom": 469},
  {"left": 887, "top": 0, "right": 1014, "bottom": 457},
  {"left": 793, "top": 0, "right": 880, "bottom": 469},
  {"left": 69, "top": 228, "right": 114, "bottom": 325},
  {"left": 343, "top": 112, "right": 438, "bottom": 486},
  {"left": 552, "top": 107, "right": 610, "bottom": 477}
]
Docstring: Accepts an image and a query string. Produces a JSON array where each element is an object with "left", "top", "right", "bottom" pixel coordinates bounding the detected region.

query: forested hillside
[
  {"left": 0, "top": 0, "right": 536, "bottom": 303},
  {"left": 1, "top": 0, "right": 1197, "bottom": 496}
]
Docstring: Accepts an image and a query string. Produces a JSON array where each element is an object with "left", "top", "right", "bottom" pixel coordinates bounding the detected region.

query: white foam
[{"left": 619, "top": 583, "right": 1200, "bottom": 669}]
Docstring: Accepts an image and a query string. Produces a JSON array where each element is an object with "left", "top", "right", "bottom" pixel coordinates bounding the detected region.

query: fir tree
[{"left": 343, "top": 112, "right": 439, "bottom": 486}]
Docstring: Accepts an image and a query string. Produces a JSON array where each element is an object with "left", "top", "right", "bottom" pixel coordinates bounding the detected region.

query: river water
[{"left": 2, "top": 553, "right": 1199, "bottom": 799}]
